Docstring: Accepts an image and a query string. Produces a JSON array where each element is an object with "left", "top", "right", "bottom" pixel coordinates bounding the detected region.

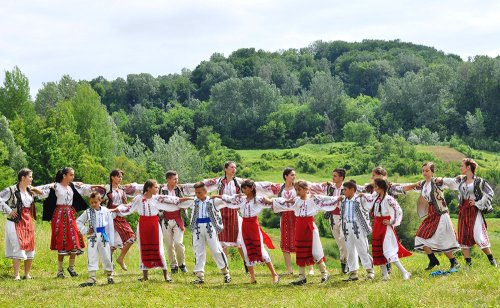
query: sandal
[
  {"left": 56, "top": 271, "right": 65, "bottom": 279},
  {"left": 67, "top": 267, "right": 78, "bottom": 277}
]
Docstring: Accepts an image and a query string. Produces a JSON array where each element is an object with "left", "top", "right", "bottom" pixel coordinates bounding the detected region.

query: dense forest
[{"left": 0, "top": 39, "right": 499, "bottom": 187}]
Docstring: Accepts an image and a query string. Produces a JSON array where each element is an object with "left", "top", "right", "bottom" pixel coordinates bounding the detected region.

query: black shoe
[
  {"left": 171, "top": 267, "right": 178, "bottom": 274},
  {"left": 56, "top": 271, "right": 65, "bottom": 279},
  {"left": 79, "top": 281, "right": 96, "bottom": 287},
  {"left": 107, "top": 277, "right": 115, "bottom": 284},
  {"left": 320, "top": 274, "right": 330, "bottom": 283},
  {"left": 490, "top": 258, "right": 498, "bottom": 268},
  {"left": 290, "top": 277, "right": 307, "bottom": 285},
  {"left": 466, "top": 260, "right": 472, "bottom": 266},
  {"left": 179, "top": 264, "right": 188, "bottom": 273},
  {"left": 67, "top": 267, "right": 78, "bottom": 277},
  {"left": 341, "top": 263, "right": 348, "bottom": 274},
  {"left": 450, "top": 260, "right": 460, "bottom": 270},
  {"left": 224, "top": 274, "right": 232, "bottom": 283},
  {"left": 425, "top": 260, "right": 440, "bottom": 270}
]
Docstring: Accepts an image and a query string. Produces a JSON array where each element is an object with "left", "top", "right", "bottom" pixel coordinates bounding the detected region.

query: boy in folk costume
[
  {"left": 158, "top": 170, "right": 187, "bottom": 274},
  {"left": 111, "top": 180, "right": 191, "bottom": 283},
  {"left": 212, "top": 180, "right": 280, "bottom": 284},
  {"left": 338, "top": 181, "right": 375, "bottom": 282},
  {"left": 76, "top": 192, "right": 115, "bottom": 286},
  {"left": 361, "top": 179, "right": 412, "bottom": 281},
  {"left": 163, "top": 182, "right": 232, "bottom": 284},
  {"left": 273, "top": 180, "right": 343, "bottom": 285}
]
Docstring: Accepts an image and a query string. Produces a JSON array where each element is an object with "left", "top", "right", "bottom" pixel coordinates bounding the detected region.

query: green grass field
[{"left": 1, "top": 144, "right": 499, "bottom": 307}]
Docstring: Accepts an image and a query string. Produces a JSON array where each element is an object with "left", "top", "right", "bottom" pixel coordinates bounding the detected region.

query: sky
[{"left": 1, "top": 0, "right": 500, "bottom": 98}]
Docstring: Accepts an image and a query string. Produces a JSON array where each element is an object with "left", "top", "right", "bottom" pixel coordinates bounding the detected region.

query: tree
[
  {"left": 126, "top": 73, "right": 160, "bottom": 109},
  {"left": 342, "top": 121, "right": 376, "bottom": 144},
  {"left": 0, "top": 116, "right": 28, "bottom": 171},
  {"left": 0, "top": 66, "right": 31, "bottom": 120},
  {"left": 465, "top": 108, "right": 486, "bottom": 139},
  {"left": 34, "top": 82, "right": 62, "bottom": 117},
  {"left": 190, "top": 60, "right": 237, "bottom": 101}
]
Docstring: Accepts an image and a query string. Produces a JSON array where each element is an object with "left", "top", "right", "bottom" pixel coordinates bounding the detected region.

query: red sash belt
[{"left": 164, "top": 210, "right": 185, "bottom": 231}]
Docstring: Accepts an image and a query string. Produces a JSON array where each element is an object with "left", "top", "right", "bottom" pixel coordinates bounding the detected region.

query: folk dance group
[{"left": 0, "top": 158, "right": 496, "bottom": 287}]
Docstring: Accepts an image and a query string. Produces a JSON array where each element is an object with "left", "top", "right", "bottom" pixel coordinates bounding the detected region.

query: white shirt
[
  {"left": 220, "top": 195, "right": 272, "bottom": 218},
  {"left": 0, "top": 188, "right": 34, "bottom": 215},
  {"left": 273, "top": 195, "right": 342, "bottom": 217}
]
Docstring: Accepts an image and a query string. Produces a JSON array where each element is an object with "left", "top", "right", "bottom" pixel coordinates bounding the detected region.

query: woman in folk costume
[
  {"left": 410, "top": 162, "right": 460, "bottom": 270},
  {"left": 0, "top": 168, "right": 42, "bottom": 280},
  {"left": 213, "top": 179, "right": 280, "bottom": 284},
  {"left": 38, "top": 167, "right": 92, "bottom": 278},
  {"left": 272, "top": 180, "right": 343, "bottom": 285},
  {"left": 442, "top": 158, "right": 497, "bottom": 267},
  {"left": 111, "top": 179, "right": 190, "bottom": 282},
  {"left": 361, "top": 178, "right": 412, "bottom": 281},
  {"left": 97, "top": 169, "right": 136, "bottom": 271}
]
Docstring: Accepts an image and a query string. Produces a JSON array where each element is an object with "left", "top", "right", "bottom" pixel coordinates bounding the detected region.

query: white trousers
[
  {"left": 87, "top": 235, "right": 113, "bottom": 272},
  {"left": 192, "top": 223, "right": 228, "bottom": 274},
  {"left": 312, "top": 224, "right": 325, "bottom": 263},
  {"left": 162, "top": 219, "right": 185, "bottom": 268},
  {"left": 344, "top": 222, "right": 373, "bottom": 272},
  {"left": 329, "top": 215, "right": 347, "bottom": 263}
]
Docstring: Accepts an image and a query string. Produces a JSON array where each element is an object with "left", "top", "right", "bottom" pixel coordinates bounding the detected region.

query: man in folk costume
[
  {"left": 309, "top": 168, "right": 349, "bottom": 274},
  {"left": 158, "top": 170, "right": 187, "bottom": 274},
  {"left": 0, "top": 168, "right": 42, "bottom": 280},
  {"left": 158, "top": 182, "right": 231, "bottom": 284},
  {"left": 337, "top": 181, "right": 375, "bottom": 282},
  {"left": 77, "top": 192, "right": 115, "bottom": 286}
]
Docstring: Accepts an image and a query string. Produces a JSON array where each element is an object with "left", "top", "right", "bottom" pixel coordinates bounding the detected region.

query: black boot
[
  {"left": 449, "top": 258, "right": 460, "bottom": 269},
  {"left": 425, "top": 253, "right": 440, "bottom": 270}
]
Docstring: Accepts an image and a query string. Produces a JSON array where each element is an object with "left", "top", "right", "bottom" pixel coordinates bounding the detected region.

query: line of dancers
[{"left": 0, "top": 158, "right": 496, "bottom": 286}]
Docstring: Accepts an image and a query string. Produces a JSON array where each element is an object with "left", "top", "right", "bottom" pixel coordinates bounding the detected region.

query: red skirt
[
  {"left": 280, "top": 211, "right": 296, "bottom": 253},
  {"left": 295, "top": 217, "right": 324, "bottom": 266},
  {"left": 372, "top": 216, "right": 411, "bottom": 266},
  {"left": 458, "top": 200, "right": 486, "bottom": 247},
  {"left": 139, "top": 215, "right": 163, "bottom": 268},
  {"left": 15, "top": 208, "right": 35, "bottom": 251},
  {"left": 218, "top": 207, "right": 239, "bottom": 244},
  {"left": 50, "top": 205, "right": 85, "bottom": 252},
  {"left": 416, "top": 203, "right": 441, "bottom": 239},
  {"left": 242, "top": 217, "right": 275, "bottom": 263}
]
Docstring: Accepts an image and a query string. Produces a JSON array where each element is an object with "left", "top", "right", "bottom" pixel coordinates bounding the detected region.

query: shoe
[
  {"left": 224, "top": 274, "right": 232, "bottom": 283},
  {"left": 165, "top": 276, "right": 173, "bottom": 283},
  {"left": 320, "top": 274, "right": 330, "bottom": 283},
  {"left": 308, "top": 268, "right": 315, "bottom": 276},
  {"left": 56, "top": 271, "right": 65, "bottom": 279},
  {"left": 171, "top": 267, "right": 178, "bottom": 274},
  {"left": 14, "top": 276, "right": 21, "bottom": 281},
  {"left": 341, "top": 263, "right": 348, "bottom": 274},
  {"left": 425, "top": 260, "right": 440, "bottom": 270},
  {"left": 192, "top": 277, "right": 205, "bottom": 284},
  {"left": 250, "top": 280, "right": 257, "bottom": 284},
  {"left": 490, "top": 258, "right": 498, "bottom": 268},
  {"left": 179, "top": 264, "right": 188, "bottom": 273},
  {"left": 273, "top": 275, "right": 280, "bottom": 285},
  {"left": 466, "top": 260, "right": 472, "bottom": 266},
  {"left": 402, "top": 271, "right": 411, "bottom": 280},
  {"left": 450, "top": 261, "right": 460, "bottom": 270},
  {"left": 343, "top": 272, "right": 359, "bottom": 282},
  {"left": 366, "top": 273, "right": 375, "bottom": 280},
  {"left": 67, "top": 267, "right": 78, "bottom": 277},
  {"left": 138, "top": 277, "right": 149, "bottom": 282},
  {"left": 107, "top": 277, "right": 115, "bottom": 284},
  {"left": 79, "top": 280, "right": 96, "bottom": 287},
  {"left": 22, "top": 275, "right": 33, "bottom": 280},
  {"left": 382, "top": 275, "right": 390, "bottom": 281},
  {"left": 290, "top": 277, "right": 307, "bottom": 285},
  {"left": 386, "top": 263, "right": 392, "bottom": 274}
]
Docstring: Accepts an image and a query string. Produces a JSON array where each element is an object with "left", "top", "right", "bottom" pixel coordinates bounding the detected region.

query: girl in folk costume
[
  {"left": 272, "top": 180, "right": 343, "bottom": 285},
  {"left": 38, "top": 167, "right": 92, "bottom": 278},
  {"left": 158, "top": 170, "right": 187, "bottom": 274},
  {"left": 361, "top": 178, "right": 412, "bottom": 281},
  {"left": 410, "top": 162, "right": 460, "bottom": 270},
  {"left": 111, "top": 180, "right": 191, "bottom": 282},
  {"left": 102, "top": 169, "right": 136, "bottom": 271},
  {"left": 0, "top": 168, "right": 43, "bottom": 280},
  {"left": 76, "top": 192, "right": 115, "bottom": 287},
  {"left": 213, "top": 180, "right": 279, "bottom": 284},
  {"left": 442, "top": 158, "right": 497, "bottom": 267}
]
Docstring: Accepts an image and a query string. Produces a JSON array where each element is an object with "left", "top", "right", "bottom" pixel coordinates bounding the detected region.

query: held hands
[
  {"left": 382, "top": 219, "right": 392, "bottom": 226},
  {"left": 9, "top": 211, "right": 18, "bottom": 219},
  {"left": 179, "top": 197, "right": 193, "bottom": 202}
]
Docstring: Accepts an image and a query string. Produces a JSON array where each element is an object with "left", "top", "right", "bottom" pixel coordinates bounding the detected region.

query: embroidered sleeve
[
  {"left": 0, "top": 187, "right": 12, "bottom": 215},
  {"left": 311, "top": 195, "right": 341, "bottom": 211},
  {"left": 308, "top": 182, "right": 327, "bottom": 195},
  {"left": 155, "top": 195, "right": 185, "bottom": 212},
  {"left": 255, "top": 196, "right": 273, "bottom": 208},
  {"left": 255, "top": 181, "right": 282, "bottom": 197},
  {"left": 388, "top": 197, "right": 403, "bottom": 227},
  {"left": 359, "top": 193, "right": 375, "bottom": 212},
  {"left": 476, "top": 180, "right": 494, "bottom": 210},
  {"left": 389, "top": 184, "right": 406, "bottom": 195},
  {"left": 272, "top": 197, "right": 295, "bottom": 213},
  {"left": 73, "top": 183, "right": 93, "bottom": 197},
  {"left": 123, "top": 183, "right": 144, "bottom": 197},
  {"left": 34, "top": 183, "right": 53, "bottom": 199},
  {"left": 76, "top": 210, "right": 89, "bottom": 235},
  {"left": 219, "top": 195, "right": 242, "bottom": 209},
  {"left": 117, "top": 195, "right": 140, "bottom": 215},
  {"left": 442, "top": 177, "right": 460, "bottom": 190}
]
